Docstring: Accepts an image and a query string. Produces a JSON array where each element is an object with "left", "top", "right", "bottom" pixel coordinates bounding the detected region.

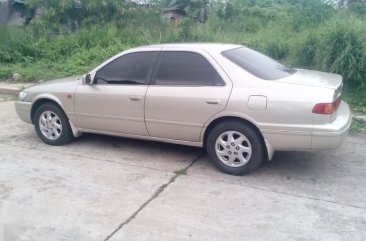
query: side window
[
  {"left": 94, "top": 52, "right": 158, "bottom": 85},
  {"left": 155, "top": 52, "right": 225, "bottom": 86}
]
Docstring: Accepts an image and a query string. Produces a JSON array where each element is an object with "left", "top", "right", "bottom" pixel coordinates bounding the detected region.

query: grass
[
  {"left": 343, "top": 88, "right": 366, "bottom": 115},
  {"left": 343, "top": 87, "right": 366, "bottom": 133},
  {"left": 174, "top": 168, "right": 188, "bottom": 176},
  {"left": 0, "top": 63, "right": 61, "bottom": 83},
  {"left": 350, "top": 120, "right": 366, "bottom": 134}
]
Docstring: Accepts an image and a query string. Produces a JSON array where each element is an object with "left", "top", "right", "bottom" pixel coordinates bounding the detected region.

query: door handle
[
  {"left": 206, "top": 99, "right": 221, "bottom": 105},
  {"left": 129, "top": 96, "right": 143, "bottom": 102}
]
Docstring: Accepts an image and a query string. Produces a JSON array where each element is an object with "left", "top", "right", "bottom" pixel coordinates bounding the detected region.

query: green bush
[
  {"left": 292, "top": 30, "right": 319, "bottom": 67},
  {"left": 0, "top": 0, "right": 366, "bottom": 92},
  {"left": 349, "top": 2, "right": 366, "bottom": 16},
  {"left": 315, "top": 18, "right": 366, "bottom": 89}
]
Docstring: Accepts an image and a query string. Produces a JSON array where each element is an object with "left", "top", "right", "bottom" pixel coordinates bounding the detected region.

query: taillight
[{"left": 312, "top": 97, "right": 341, "bottom": 115}]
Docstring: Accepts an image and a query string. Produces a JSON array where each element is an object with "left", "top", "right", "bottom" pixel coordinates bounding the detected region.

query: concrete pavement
[{"left": 0, "top": 100, "right": 365, "bottom": 241}]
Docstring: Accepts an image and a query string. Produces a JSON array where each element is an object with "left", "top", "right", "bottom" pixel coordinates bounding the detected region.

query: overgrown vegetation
[{"left": 0, "top": 0, "right": 365, "bottom": 103}]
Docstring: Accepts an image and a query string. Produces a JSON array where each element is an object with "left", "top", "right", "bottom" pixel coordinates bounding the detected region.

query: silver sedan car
[{"left": 15, "top": 43, "right": 351, "bottom": 175}]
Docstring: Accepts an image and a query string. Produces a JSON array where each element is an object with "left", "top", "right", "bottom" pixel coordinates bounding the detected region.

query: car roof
[{"left": 129, "top": 43, "right": 242, "bottom": 54}]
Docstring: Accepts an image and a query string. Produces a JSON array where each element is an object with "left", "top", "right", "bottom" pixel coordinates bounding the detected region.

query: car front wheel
[
  {"left": 34, "top": 103, "right": 73, "bottom": 146},
  {"left": 207, "top": 121, "right": 264, "bottom": 175}
]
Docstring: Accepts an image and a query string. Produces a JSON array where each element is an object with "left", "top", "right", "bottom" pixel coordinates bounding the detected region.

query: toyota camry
[{"left": 15, "top": 43, "right": 351, "bottom": 175}]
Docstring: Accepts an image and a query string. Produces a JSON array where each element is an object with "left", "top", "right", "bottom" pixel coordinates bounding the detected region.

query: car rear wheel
[
  {"left": 34, "top": 103, "right": 73, "bottom": 146},
  {"left": 207, "top": 121, "right": 264, "bottom": 175}
]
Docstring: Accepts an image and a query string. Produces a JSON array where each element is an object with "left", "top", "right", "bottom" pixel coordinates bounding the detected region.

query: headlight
[{"left": 18, "top": 91, "right": 28, "bottom": 101}]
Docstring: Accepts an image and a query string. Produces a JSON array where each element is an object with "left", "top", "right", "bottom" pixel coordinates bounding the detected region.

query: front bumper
[
  {"left": 311, "top": 101, "right": 352, "bottom": 150},
  {"left": 15, "top": 101, "right": 32, "bottom": 124}
]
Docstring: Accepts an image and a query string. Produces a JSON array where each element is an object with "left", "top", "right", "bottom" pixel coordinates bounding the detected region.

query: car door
[
  {"left": 145, "top": 50, "right": 232, "bottom": 142},
  {"left": 74, "top": 51, "right": 158, "bottom": 136}
]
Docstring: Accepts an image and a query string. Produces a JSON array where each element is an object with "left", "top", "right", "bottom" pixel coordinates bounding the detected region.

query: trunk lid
[{"left": 276, "top": 69, "right": 343, "bottom": 90}]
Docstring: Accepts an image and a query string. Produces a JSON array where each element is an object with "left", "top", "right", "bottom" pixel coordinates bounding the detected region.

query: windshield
[{"left": 222, "top": 47, "right": 296, "bottom": 80}]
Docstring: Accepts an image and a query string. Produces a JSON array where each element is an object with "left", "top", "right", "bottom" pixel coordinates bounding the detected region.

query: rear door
[{"left": 145, "top": 50, "right": 232, "bottom": 142}]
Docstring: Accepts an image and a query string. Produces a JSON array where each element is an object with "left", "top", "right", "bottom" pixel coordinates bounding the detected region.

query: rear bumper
[
  {"left": 15, "top": 101, "right": 32, "bottom": 124},
  {"left": 311, "top": 101, "right": 351, "bottom": 150}
]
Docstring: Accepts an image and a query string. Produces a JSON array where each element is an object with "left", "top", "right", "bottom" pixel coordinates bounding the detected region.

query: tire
[
  {"left": 206, "top": 121, "right": 264, "bottom": 175},
  {"left": 34, "top": 103, "right": 73, "bottom": 146}
]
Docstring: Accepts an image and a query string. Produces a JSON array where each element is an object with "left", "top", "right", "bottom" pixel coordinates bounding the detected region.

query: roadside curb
[
  {"left": 0, "top": 82, "right": 34, "bottom": 96},
  {"left": 0, "top": 87, "right": 20, "bottom": 95},
  {"left": 354, "top": 115, "right": 366, "bottom": 123}
]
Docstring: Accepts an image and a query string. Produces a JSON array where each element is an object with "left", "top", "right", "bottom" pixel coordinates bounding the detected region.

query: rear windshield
[{"left": 222, "top": 47, "right": 296, "bottom": 80}]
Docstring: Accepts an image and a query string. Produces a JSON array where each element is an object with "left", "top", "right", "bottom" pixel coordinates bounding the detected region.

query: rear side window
[
  {"left": 155, "top": 51, "right": 224, "bottom": 86},
  {"left": 222, "top": 47, "right": 296, "bottom": 80},
  {"left": 95, "top": 52, "right": 158, "bottom": 85}
]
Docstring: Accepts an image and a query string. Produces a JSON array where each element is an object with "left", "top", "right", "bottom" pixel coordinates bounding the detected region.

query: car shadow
[
  {"left": 190, "top": 150, "right": 335, "bottom": 181},
  {"left": 15, "top": 131, "right": 338, "bottom": 178},
  {"left": 75, "top": 134, "right": 332, "bottom": 176},
  {"left": 261, "top": 151, "right": 323, "bottom": 173},
  {"left": 76, "top": 133, "right": 203, "bottom": 154}
]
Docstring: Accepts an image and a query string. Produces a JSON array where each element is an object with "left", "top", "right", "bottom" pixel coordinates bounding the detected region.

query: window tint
[
  {"left": 222, "top": 47, "right": 296, "bottom": 80},
  {"left": 155, "top": 52, "right": 224, "bottom": 86},
  {"left": 95, "top": 52, "right": 158, "bottom": 85}
]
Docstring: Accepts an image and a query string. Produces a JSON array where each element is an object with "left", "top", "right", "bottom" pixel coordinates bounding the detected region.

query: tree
[
  {"left": 25, "top": 0, "right": 129, "bottom": 30},
  {"left": 339, "top": 0, "right": 366, "bottom": 7},
  {"left": 169, "top": 0, "right": 210, "bottom": 22}
]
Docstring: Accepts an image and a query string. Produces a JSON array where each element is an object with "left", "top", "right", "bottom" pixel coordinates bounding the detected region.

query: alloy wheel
[
  {"left": 215, "top": 131, "right": 252, "bottom": 167},
  {"left": 38, "top": 111, "right": 63, "bottom": 140}
]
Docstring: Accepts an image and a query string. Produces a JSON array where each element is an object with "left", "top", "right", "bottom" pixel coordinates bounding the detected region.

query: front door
[
  {"left": 145, "top": 50, "right": 232, "bottom": 142},
  {"left": 74, "top": 51, "right": 158, "bottom": 136}
]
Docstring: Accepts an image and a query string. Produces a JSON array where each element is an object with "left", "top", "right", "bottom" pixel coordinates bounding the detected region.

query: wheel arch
[
  {"left": 202, "top": 116, "right": 272, "bottom": 161},
  {"left": 31, "top": 98, "right": 64, "bottom": 124},
  {"left": 31, "top": 97, "right": 81, "bottom": 138}
]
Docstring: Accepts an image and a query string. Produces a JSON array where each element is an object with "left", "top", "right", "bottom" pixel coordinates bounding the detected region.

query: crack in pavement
[
  {"left": 103, "top": 153, "right": 204, "bottom": 241},
  {"left": 2, "top": 142, "right": 365, "bottom": 210},
  {"left": 2, "top": 142, "right": 366, "bottom": 210}
]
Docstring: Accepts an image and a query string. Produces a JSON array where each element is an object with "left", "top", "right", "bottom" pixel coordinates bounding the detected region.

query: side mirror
[{"left": 85, "top": 74, "right": 94, "bottom": 85}]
